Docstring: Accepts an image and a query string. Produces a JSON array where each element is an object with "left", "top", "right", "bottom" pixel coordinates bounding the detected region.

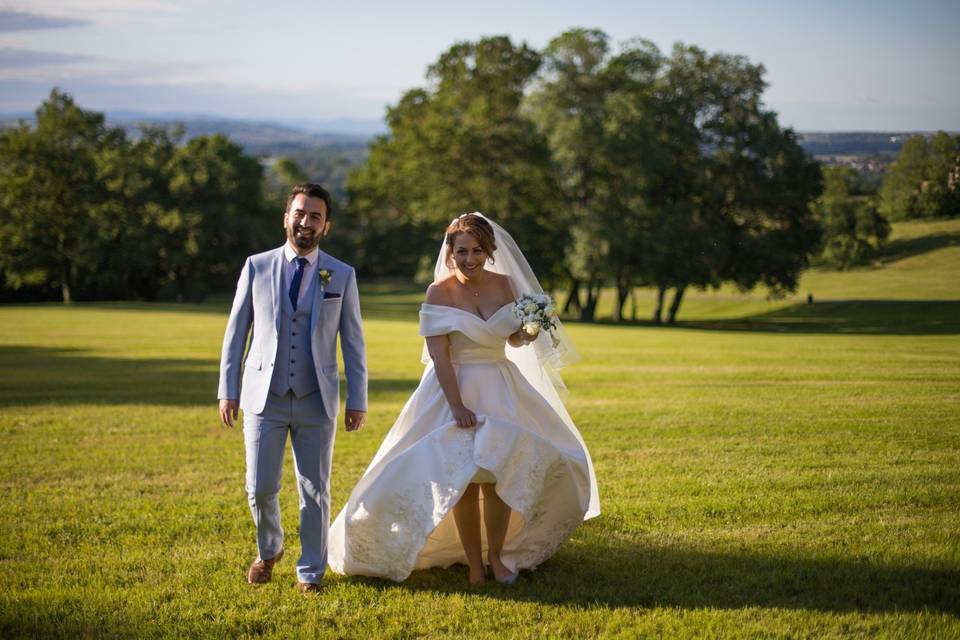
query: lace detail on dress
[{"left": 344, "top": 486, "right": 437, "bottom": 582}]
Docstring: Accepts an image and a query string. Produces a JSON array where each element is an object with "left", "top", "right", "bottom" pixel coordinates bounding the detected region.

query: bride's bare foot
[
  {"left": 488, "top": 555, "right": 514, "bottom": 582},
  {"left": 468, "top": 564, "right": 486, "bottom": 585}
]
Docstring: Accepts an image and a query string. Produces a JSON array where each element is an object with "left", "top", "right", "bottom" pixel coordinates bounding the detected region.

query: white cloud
[
  {"left": 0, "top": 9, "right": 90, "bottom": 31},
  {"left": 0, "top": 45, "right": 205, "bottom": 83},
  {"left": 14, "top": 1, "right": 184, "bottom": 14},
  {"left": 0, "top": 46, "right": 93, "bottom": 66},
  {"left": 4, "top": 0, "right": 190, "bottom": 29}
]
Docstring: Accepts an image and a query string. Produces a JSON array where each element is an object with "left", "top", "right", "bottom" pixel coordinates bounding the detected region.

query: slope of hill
[
  {"left": 797, "top": 218, "right": 960, "bottom": 301},
  {"left": 0, "top": 111, "right": 376, "bottom": 155},
  {"left": 573, "top": 218, "right": 960, "bottom": 331},
  {"left": 115, "top": 116, "right": 372, "bottom": 155}
]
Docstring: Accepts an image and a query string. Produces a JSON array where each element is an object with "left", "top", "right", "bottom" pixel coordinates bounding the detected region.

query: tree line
[
  {"left": 2, "top": 30, "right": 958, "bottom": 320},
  {"left": 812, "top": 130, "right": 959, "bottom": 270},
  {"left": 0, "top": 91, "right": 349, "bottom": 304},
  {"left": 339, "top": 30, "right": 956, "bottom": 321}
]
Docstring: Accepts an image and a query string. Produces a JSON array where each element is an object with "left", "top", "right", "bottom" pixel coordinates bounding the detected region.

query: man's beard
[{"left": 289, "top": 225, "right": 320, "bottom": 251}]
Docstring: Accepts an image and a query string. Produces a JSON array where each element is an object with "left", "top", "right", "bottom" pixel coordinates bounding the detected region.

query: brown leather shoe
[
  {"left": 297, "top": 581, "right": 321, "bottom": 594},
  {"left": 247, "top": 549, "right": 283, "bottom": 584}
]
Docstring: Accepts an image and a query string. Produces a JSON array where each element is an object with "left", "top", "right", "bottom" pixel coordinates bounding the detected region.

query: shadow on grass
[
  {"left": 876, "top": 231, "right": 960, "bottom": 263},
  {"left": 371, "top": 293, "right": 960, "bottom": 335},
  {"left": 587, "top": 300, "right": 960, "bottom": 335},
  {"left": 360, "top": 299, "right": 422, "bottom": 321},
  {"left": 362, "top": 539, "right": 959, "bottom": 615},
  {"left": 2, "top": 289, "right": 425, "bottom": 322},
  {"left": 0, "top": 345, "right": 416, "bottom": 407},
  {"left": 678, "top": 300, "right": 960, "bottom": 335},
  {"left": 3, "top": 542, "right": 955, "bottom": 637},
  {"left": 95, "top": 295, "right": 422, "bottom": 322},
  {"left": 3, "top": 300, "right": 233, "bottom": 315}
]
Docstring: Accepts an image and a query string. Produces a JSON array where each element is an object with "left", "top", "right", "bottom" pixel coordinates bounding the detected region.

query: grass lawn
[{"left": 1, "top": 219, "right": 958, "bottom": 638}]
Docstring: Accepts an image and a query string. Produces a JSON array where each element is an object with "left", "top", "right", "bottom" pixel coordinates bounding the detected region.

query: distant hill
[
  {"left": 4, "top": 110, "right": 953, "bottom": 161},
  {"left": 5, "top": 110, "right": 956, "bottom": 189},
  {"left": 0, "top": 111, "right": 381, "bottom": 156},
  {"left": 797, "top": 132, "right": 922, "bottom": 157},
  {"left": 579, "top": 217, "right": 960, "bottom": 324},
  {"left": 111, "top": 114, "right": 375, "bottom": 155},
  {"left": 795, "top": 131, "right": 956, "bottom": 178}
]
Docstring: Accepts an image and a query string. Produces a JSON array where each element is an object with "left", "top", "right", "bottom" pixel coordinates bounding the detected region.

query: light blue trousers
[{"left": 243, "top": 390, "right": 334, "bottom": 584}]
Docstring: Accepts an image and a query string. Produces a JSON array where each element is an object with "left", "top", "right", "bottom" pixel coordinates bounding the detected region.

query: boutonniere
[{"left": 318, "top": 268, "right": 333, "bottom": 286}]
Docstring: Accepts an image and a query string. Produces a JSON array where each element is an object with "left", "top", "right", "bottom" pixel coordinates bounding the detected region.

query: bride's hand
[
  {"left": 452, "top": 404, "right": 478, "bottom": 429},
  {"left": 509, "top": 328, "right": 536, "bottom": 347}
]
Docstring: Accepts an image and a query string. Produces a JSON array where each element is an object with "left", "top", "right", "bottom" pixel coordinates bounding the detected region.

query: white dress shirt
[{"left": 283, "top": 243, "right": 319, "bottom": 308}]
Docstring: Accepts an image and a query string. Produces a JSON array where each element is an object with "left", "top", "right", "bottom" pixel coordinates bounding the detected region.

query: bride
[{"left": 328, "top": 213, "right": 599, "bottom": 585}]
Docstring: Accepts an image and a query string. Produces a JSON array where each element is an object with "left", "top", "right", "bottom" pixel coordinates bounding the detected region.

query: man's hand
[
  {"left": 344, "top": 410, "right": 366, "bottom": 432},
  {"left": 219, "top": 399, "right": 239, "bottom": 428}
]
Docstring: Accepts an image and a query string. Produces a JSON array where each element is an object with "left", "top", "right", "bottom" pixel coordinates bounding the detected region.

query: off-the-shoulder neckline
[{"left": 421, "top": 301, "right": 514, "bottom": 323}]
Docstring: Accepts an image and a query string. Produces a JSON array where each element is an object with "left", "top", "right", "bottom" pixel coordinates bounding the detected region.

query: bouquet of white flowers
[{"left": 513, "top": 292, "right": 560, "bottom": 347}]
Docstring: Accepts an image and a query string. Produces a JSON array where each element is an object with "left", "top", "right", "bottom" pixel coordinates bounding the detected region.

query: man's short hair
[{"left": 286, "top": 183, "right": 332, "bottom": 220}]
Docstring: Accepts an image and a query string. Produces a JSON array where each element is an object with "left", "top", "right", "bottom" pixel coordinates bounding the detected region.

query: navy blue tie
[{"left": 289, "top": 257, "right": 307, "bottom": 310}]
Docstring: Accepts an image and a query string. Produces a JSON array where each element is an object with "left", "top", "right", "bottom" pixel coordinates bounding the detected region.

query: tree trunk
[
  {"left": 61, "top": 260, "right": 73, "bottom": 304},
  {"left": 580, "top": 279, "right": 600, "bottom": 322},
  {"left": 613, "top": 270, "right": 630, "bottom": 322},
  {"left": 630, "top": 288, "right": 638, "bottom": 322},
  {"left": 174, "top": 267, "right": 187, "bottom": 303},
  {"left": 652, "top": 285, "right": 666, "bottom": 324},
  {"left": 562, "top": 280, "right": 581, "bottom": 315},
  {"left": 666, "top": 285, "right": 687, "bottom": 324}
]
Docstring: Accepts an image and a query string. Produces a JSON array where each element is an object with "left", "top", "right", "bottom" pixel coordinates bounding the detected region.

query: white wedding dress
[{"left": 327, "top": 301, "right": 600, "bottom": 581}]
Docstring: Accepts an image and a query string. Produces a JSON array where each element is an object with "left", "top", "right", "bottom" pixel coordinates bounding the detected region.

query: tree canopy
[
  {"left": 346, "top": 36, "right": 565, "bottom": 283},
  {"left": 3, "top": 30, "right": 830, "bottom": 321},
  {"left": 0, "top": 90, "right": 271, "bottom": 302},
  {"left": 345, "top": 31, "right": 824, "bottom": 322},
  {"left": 814, "top": 166, "right": 890, "bottom": 269},
  {"left": 880, "top": 132, "right": 960, "bottom": 221}
]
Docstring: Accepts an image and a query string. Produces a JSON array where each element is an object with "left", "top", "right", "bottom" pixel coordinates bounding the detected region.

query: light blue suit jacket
[{"left": 217, "top": 246, "right": 367, "bottom": 418}]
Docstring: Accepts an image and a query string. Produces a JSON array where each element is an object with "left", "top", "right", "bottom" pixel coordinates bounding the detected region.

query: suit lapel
[
  {"left": 309, "top": 251, "right": 329, "bottom": 336},
  {"left": 272, "top": 247, "right": 285, "bottom": 335}
]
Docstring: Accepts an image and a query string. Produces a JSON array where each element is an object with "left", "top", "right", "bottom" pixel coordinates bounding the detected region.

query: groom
[{"left": 217, "top": 183, "right": 367, "bottom": 594}]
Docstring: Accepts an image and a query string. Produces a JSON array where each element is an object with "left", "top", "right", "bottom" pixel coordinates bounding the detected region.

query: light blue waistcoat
[{"left": 269, "top": 273, "right": 320, "bottom": 398}]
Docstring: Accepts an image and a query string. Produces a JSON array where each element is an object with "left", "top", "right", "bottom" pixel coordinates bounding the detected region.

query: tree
[
  {"left": 927, "top": 132, "right": 960, "bottom": 217},
  {"left": 880, "top": 136, "right": 931, "bottom": 220},
  {"left": 263, "top": 156, "right": 309, "bottom": 207},
  {"left": 815, "top": 166, "right": 890, "bottom": 269},
  {"left": 526, "top": 29, "right": 615, "bottom": 321},
  {"left": 528, "top": 35, "right": 821, "bottom": 323},
  {"left": 0, "top": 89, "right": 121, "bottom": 302},
  {"left": 101, "top": 125, "right": 189, "bottom": 300},
  {"left": 642, "top": 45, "right": 822, "bottom": 323},
  {"left": 347, "top": 36, "right": 565, "bottom": 282},
  {"left": 880, "top": 132, "right": 960, "bottom": 220},
  {"left": 162, "top": 135, "right": 267, "bottom": 300},
  {"left": 1, "top": 91, "right": 280, "bottom": 302},
  {"left": 103, "top": 127, "right": 272, "bottom": 301}
]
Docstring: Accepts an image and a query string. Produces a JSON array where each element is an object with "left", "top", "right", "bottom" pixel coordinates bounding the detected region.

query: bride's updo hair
[{"left": 445, "top": 213, "right": 497, "bottom": 266}]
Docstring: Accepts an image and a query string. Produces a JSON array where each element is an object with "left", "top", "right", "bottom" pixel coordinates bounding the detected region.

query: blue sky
[{"left": 1, "top": 0, "right": 958, "bottom": 131}]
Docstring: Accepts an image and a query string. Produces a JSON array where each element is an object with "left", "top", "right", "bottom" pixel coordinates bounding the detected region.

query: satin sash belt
[{"left": 449, "top": 346, "right": 507, "bottom": 364}]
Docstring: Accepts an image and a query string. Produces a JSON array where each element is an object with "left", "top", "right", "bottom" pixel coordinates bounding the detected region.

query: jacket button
[
  {"left": 291, "top": 346, "right": 296, "bottom": 350},
  {"left": 292, "top": 332, "right": 297, "bottom": 336},
  {"left": 291, "top": 360, "right": 296, "bottom": 364},
  {"left": 290, "top": 372, "right": 295, "bottom": 377}
]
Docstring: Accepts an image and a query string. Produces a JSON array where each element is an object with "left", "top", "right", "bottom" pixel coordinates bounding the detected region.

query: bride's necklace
[{"left": 458, "top": 274, "right": 482, "bottom": 297}]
